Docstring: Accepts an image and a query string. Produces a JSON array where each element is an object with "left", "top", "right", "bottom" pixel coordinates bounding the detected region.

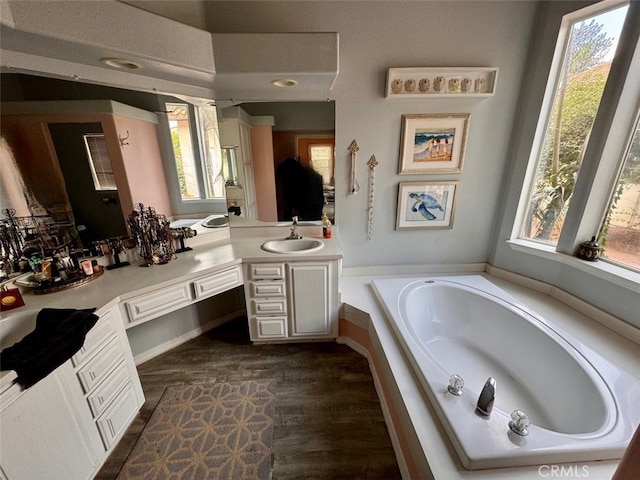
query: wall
[
  {"left": 111, "top": 114, "right": 173, "bottom": 218},
  {"left": 250, "top": 125, "right": 278, "bottom": 222},
  {"left": 204, "top": 1, "right": 537, "bottom": 268}
]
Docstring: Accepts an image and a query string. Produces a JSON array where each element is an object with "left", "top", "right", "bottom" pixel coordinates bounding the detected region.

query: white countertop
[{"left": 0, "top": 231, "right": 342, "bottom": 315}]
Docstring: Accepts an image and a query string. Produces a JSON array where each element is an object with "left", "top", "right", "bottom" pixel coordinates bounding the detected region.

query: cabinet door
[
  {"left": 0, "top": 368, "right": 98, "bottom": 480},
  {"left": 287, "top": 262, "right": 336, "bottom": 337}
]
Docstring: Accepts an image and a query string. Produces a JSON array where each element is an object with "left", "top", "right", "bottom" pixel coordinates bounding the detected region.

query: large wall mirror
[{"left": 0, "top": 73, "right": 336, "bottom": 260}]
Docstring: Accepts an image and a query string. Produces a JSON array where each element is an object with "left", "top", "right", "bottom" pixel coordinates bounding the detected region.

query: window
[
  {"left": 516, "top": 0, "right": 640, "bottom": 273},
  {"left": 599, "top": 114, "right": 640, "bottom": 268},
  {"left": 309, "top": 144, "right": 334, "bottom": 187},
  {"left": 197, "top": 107, "right": 225, "bottom": 198},
  {"left": 221, "top": 147, "right": 239, "bottom": 186},
  {"left": 520, "top": 3, "right": 627, "bottom": 244},
  {"left": 166, "top": 103, "right": 199, "bottom": 199},
  {"left": 166, "top": 102, "right": 224, "bottom": 201},
  {"left": 83, "top": 134, "right": 116, "bottom": 190}
]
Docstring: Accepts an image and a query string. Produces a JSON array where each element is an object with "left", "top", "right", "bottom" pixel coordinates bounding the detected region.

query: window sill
[{"left": 507, "top": 239, "right": 640, "bottom": 293}]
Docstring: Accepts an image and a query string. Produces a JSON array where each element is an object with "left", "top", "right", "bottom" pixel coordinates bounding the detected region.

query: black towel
[{"left": 0, "top": 308, "right": 98, "bottom": 388}]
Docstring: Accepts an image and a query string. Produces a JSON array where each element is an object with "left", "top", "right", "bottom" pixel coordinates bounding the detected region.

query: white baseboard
[{"left": 133, "top": 309, "right": 245, "bottom": 365}]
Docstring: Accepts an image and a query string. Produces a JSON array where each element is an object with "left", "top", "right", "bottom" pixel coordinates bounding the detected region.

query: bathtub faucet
[{"left": 476, "top": 377, "right": 496, "bottom": 417}]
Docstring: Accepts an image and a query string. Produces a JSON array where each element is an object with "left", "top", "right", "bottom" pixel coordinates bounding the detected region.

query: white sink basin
[{"left": 261, "top": 238, "right": 324, "bottom": 254}]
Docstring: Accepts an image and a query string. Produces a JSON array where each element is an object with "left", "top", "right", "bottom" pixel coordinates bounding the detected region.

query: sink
[{"left": 261, "top": 238, "right": 324, "bottom": 254}]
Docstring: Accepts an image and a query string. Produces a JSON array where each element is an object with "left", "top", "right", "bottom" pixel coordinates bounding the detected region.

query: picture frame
[
  {"left": 396, "top": 181, "right": 458, "bottom": 230},
  {"left": 398, "top": 114, "right": 470, "bottom": 174}
]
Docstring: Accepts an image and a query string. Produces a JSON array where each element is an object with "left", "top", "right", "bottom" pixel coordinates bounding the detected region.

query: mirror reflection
[
  {"left": 220, "top": 101, "right": 335, "bottom": 224},
  {"left": 0, "top": 73, "right": 335, "bottom": 274}
]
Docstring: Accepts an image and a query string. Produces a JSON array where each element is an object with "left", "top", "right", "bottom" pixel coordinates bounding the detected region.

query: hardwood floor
[{"left": 96, "top": 317, "right": 401, "bottom": 479}]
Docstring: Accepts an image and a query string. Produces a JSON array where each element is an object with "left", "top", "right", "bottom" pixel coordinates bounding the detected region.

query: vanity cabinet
[
  {"left": 122, "top": 265, "right": 243, "bottom": 327},
  {"left": 0, "top": 305, "right": 144, "bottom": 480},
  {"left": 244, "top": 260, "right": 339, "bottom": 342}
]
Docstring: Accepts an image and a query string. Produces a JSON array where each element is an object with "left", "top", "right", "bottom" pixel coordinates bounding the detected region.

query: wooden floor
[{"left": 96, "top": 317, "right": 401, "bottom": 479}]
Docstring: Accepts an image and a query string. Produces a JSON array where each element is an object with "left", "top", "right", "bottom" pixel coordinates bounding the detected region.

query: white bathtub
[{"left": 371, "top": 275, "right": 640, "bottom": 470}]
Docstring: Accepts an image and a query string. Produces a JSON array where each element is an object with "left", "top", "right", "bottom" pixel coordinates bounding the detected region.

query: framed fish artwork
[
  {"left": 396, "top": 181, "right": 458, "bottom": 229},
  {"left": 398, "top": 114, "right": 470, "bottom": 174}
]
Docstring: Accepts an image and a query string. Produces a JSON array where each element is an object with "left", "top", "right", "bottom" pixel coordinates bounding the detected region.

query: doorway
[{"left": 48, "top": 123, "right": 127, "bottom": 245}]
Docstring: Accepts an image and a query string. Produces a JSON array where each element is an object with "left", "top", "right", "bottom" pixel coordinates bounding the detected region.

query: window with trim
[
  {"left": 517, "top": 0, "right": 639, "bottom": 272},
  {"left": 83, "top": 134, "right": 116, "bottom": 191},
  {"left": 166, "top": 102, "right": 224, "bottom": 200},
  {"left": 309, "top": 144, "right": 334, "bottom": 186}
]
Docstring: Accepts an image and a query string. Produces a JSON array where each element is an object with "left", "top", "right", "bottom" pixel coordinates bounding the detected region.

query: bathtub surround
[
  {"left": 338, "top": 270, "right": 640, "bottom": 479},
  {"left": 371, "top": 275, "right": 640, "bottom": 469}
]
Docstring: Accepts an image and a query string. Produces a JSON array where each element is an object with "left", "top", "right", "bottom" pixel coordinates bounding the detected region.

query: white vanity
[{"left": 0, "top": 229, "right": 342, "bottom": 479}]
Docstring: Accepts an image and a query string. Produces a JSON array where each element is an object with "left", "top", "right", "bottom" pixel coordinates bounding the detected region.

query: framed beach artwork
[
  {"left": 396, "top": 181, "right": 458, "bottom": 229},
  {"left": 398, "top": 114, "right": 470, "bottom": 174}
]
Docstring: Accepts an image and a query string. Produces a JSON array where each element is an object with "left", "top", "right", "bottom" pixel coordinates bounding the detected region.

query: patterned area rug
[{"left": 117, "top": 380, "right": 276, "bottom": 480}]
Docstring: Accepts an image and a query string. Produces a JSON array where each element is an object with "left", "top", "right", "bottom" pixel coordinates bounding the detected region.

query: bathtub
[{"left": 371, "top": 275, "right": 640, "bottom": 470}]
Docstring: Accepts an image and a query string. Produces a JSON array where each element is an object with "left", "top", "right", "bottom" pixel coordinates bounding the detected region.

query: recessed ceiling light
[
  {"left": 271, "top": 78, "right": 298, "bottom": 87},
  {"left": 100, "top": 57, "right": 142, "bottom": 70}
]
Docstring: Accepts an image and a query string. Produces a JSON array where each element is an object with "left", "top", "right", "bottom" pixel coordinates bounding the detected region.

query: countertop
[{"left": 1, "top": 230, "right": 342, "bottom": 315}]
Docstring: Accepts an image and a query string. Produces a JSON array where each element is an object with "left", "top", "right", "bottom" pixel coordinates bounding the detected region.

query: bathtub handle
[{"left": 476, "top": 377, "right": 496, "bottom": 416}]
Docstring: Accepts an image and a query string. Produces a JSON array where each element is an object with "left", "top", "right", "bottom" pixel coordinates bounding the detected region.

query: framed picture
[
  {"left": 398, "top": 114, "right": 470, "bottom": 174},
  {"left": 396, "top": 181, "right": 458, "bottom": 229}
]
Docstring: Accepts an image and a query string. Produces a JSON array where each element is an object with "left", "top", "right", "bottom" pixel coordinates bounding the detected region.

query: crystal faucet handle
[
  {"left": 509, "top": 409, "right": 530, "bottom": 436},
  {"left": 447, "top": 374, "right": 464, "bottom": 396}
]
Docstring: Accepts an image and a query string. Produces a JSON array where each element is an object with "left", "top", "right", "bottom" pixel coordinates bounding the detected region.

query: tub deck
[{"left": 339, "top": 269, "right": 640, "bottom": 480}]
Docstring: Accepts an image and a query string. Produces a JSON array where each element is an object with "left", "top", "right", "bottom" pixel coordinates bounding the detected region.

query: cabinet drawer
[
  {"left": 96, "top": 382, "right": 138, "bottom": 450},
  {"left": 251, "top": 298, "right": 287, "bottom": 316},
  {"left": 71, "top": 317, "right": 115, "bottom": 368},
  {"left": 193, "top": 266, "right": 243, "bottom": 300},
  {"left": 249, "top": 280, "right": 286, "bottom": 298},
  {"left": 248, "top": 263, "right": 285, "bottom": 280},
  {"left": 86, "top": 360, "right": 129, "bottom": 418},
  {"left": 251, "top": 316, "right": 288, "bottom": 339},
  {"left": 124, "top": 282, "right": 193, "bottom": 325},
  {"left": 76, "top": 337, "right": 123, "bottom": 394}
]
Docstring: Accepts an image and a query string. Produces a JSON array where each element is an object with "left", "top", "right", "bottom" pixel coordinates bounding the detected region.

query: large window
[
  {"left": 166, "top": 102, "right": 224, "bottom": 201},
  {"left": 600, "top": 114, "right": 640, "bottom": 268},
  {"left": 517, "top": 0, "right": 639, "bottom": 273},
  {"left": 166, "top": 103, "right": 199, "bottom": 199}
]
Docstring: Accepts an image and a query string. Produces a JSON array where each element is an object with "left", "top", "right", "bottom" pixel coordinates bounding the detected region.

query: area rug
[{"left": 117, "top": 379, "right": 276, "bottom": 480}]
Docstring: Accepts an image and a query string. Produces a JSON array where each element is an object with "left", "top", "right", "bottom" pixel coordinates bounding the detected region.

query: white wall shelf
[{"left": 385, "top": 67, "right": 498, "bottom": 98}]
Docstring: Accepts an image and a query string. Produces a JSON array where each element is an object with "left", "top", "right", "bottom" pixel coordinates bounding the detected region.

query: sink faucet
[
  {"left": 476, "top": 377, "right": 496, "bottom": 417},
  {"left": 287, "top": 216, "right": 302, "bottom": 239}
]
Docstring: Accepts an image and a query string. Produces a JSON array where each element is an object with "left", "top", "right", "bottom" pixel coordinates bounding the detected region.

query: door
[
  {"left": 49, "top": 123, "right": 127, "bottom": 244},
  {"left": 287, "top": 262, "right": 333, "bottom": 337}
]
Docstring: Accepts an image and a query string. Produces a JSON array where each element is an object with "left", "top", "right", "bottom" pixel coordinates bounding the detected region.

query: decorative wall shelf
[{"left": 385, "top": 67, "right": 498, "bottom": 98}]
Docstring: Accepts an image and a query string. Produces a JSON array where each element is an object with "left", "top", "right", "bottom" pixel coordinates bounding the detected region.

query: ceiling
[{"left": 0, "top": 0, "right": 339, "bottom": 105}]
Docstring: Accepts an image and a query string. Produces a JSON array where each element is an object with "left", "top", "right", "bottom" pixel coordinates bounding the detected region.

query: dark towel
[{"left": 0, "top": 308, "right": 98, "bottom": 388}]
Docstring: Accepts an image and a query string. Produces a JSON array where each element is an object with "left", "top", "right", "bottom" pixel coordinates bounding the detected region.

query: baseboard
[{"left": 132, "top": 309, "right": 245, "bottom": 365}]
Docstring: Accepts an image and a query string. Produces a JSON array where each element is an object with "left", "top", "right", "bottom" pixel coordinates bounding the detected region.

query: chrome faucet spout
[
  {"left": 286, "top": 216, "right": 302, "bottom": 240},
  {"left": 476, "top": 377, "right": 496, "bottom": 417}
]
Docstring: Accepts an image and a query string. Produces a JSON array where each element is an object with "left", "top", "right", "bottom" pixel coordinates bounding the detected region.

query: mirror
[
  {"left": 0, "top": 73, "right": 336, "bottom": 255},
  {"left": 219, "top": 101, "right": 336, "bottom": 226},
  {"left": 0, "top": 72, "right": 229, "bottom": 254}
]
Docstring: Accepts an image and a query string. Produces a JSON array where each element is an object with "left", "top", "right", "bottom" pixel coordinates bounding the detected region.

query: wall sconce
[{"left": 119, "top": 130, "right": 130, "bottom": 147}]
